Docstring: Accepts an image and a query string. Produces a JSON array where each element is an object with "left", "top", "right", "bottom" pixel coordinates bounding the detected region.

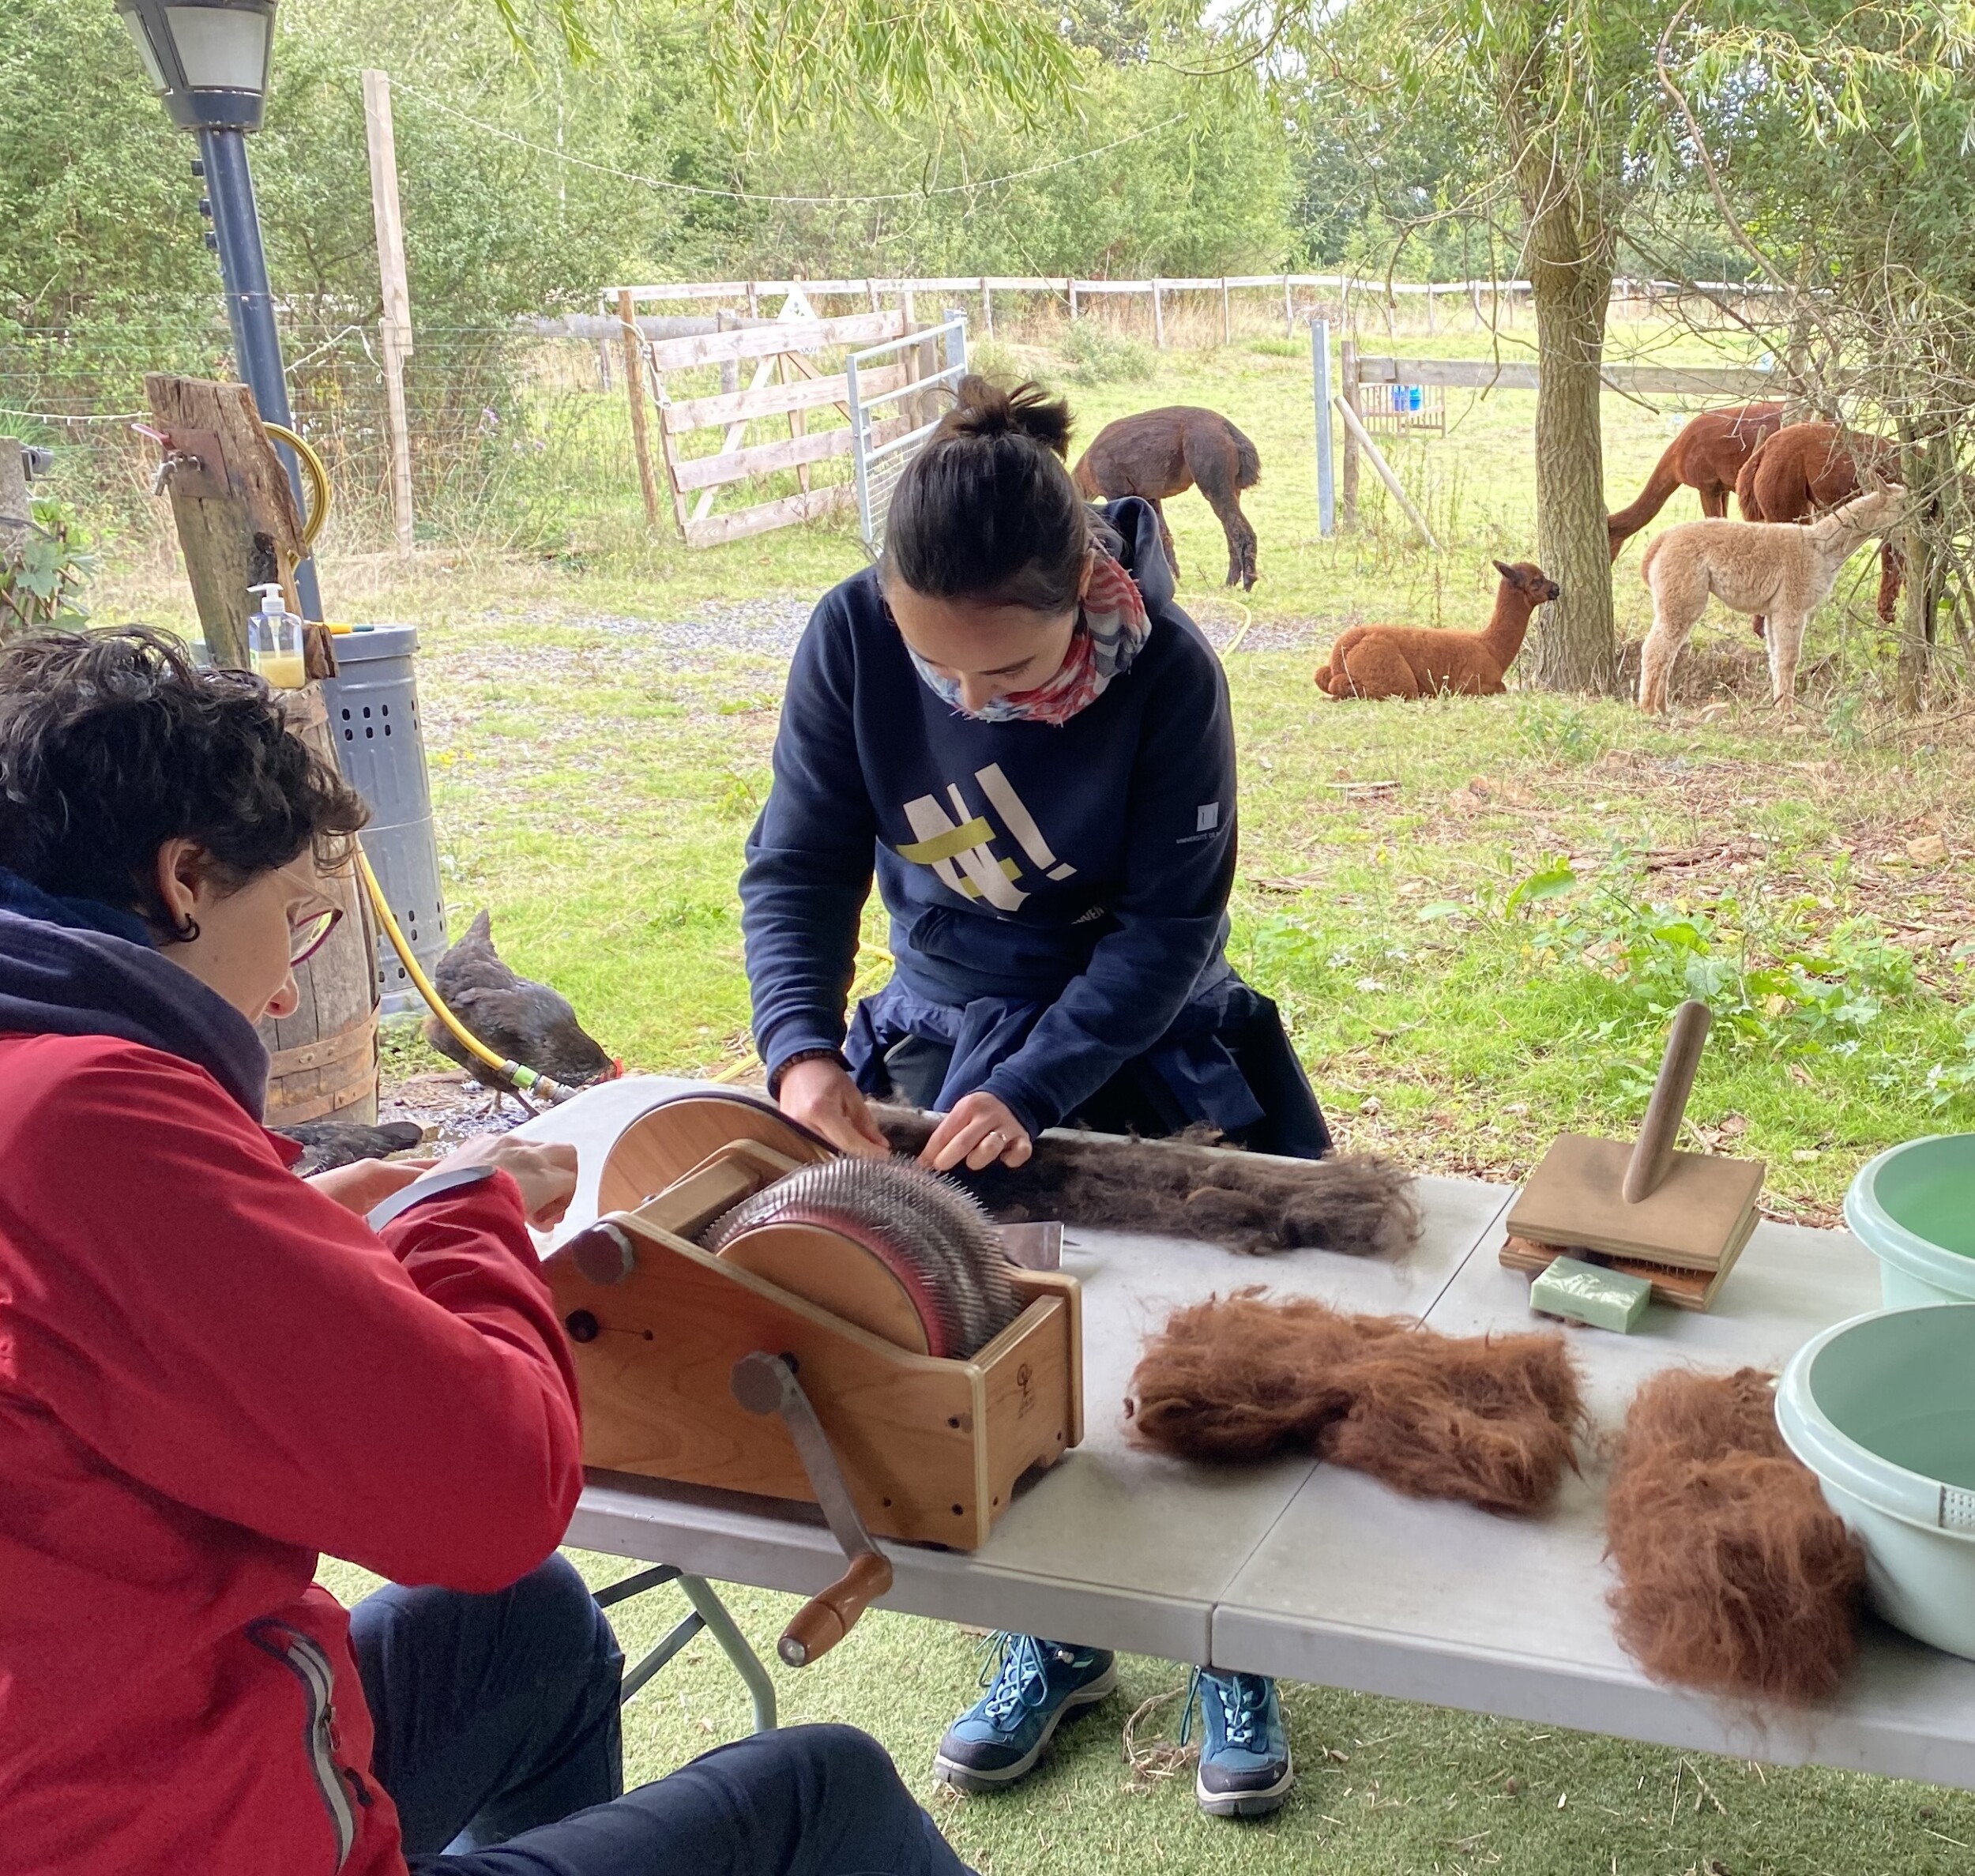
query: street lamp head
[{"left": 118, "top": 0, "right": 277, "bottom": 133}]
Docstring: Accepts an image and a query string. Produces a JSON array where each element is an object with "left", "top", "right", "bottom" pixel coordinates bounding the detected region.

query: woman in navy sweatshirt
[{"left": 739, "top": 377, "right": 1329, "bottom": 1819}]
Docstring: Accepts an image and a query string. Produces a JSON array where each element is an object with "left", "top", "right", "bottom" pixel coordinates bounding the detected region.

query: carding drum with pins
[{"left": 544, "top": 1092, "right": 1083, "bottom": 1550}]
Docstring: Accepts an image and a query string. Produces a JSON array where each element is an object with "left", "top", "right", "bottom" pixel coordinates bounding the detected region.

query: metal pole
[
  {"left": 1312, "top": 318, "right": 1335, "bottom": 537},
  {"left": 942, "top": 310, "right": 967, "bottom": 376},
  {"left": 198, "top": 126, "right": 322, "bottom": 620}
]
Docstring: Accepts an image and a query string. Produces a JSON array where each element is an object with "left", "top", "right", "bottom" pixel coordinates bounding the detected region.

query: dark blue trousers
[{"left": 351, "top": 1556, "right": 972, "bottom": 1876}]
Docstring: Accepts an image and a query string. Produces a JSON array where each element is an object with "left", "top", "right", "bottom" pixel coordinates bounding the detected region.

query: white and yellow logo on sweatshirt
[{"left": 894, "top": 764, "right": 1076, "bottom": 911}]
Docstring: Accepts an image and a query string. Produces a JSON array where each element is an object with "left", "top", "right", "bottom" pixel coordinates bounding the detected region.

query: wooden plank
[
  {"left": 645, "top": 310, "right": 906, "bottom": 372},
  {"left": 674, "top": 423, "right": 856, "bottom": 491},
  {"left": 673, "top": 415, "right": 911, "bottom": 491},
  {"left": 361, "top": 70, "right": 415, "bottom": 555},
  {"left": 663, "top": 365, "right": 905, "bottom": 435},
  {"left": 143, "top": 374, "right": 306, "bottom": 669},
  {"left": 617, "top": 290, "right": 663, "bottom": 530},
  {"left": 683, "top": 484, "right": 854, "bottom": 549},
  {"left": 1355, "top": 356, "right": 1776, "bottom": 395}
]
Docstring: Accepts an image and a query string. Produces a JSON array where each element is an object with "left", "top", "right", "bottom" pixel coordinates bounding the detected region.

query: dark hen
[{"left": 424, "top": 909, "right": 615, "bottom": 1090}]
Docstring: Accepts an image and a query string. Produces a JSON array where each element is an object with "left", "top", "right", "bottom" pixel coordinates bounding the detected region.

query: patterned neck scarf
[{"left": 904, "top": 551, "right": 1153, "bottom": 727}]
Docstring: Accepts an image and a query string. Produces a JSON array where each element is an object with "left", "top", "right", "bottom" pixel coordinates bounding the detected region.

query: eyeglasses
[{"left": 288, "top": 904, "right": 343, "bottom": 966}]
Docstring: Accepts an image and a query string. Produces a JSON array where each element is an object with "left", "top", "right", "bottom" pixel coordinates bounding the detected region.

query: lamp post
[{"left": 116, "top": 0, "right": 322, "bottom": 620}]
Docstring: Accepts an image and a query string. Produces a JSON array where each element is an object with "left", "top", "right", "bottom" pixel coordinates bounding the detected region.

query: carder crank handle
[{"left": 730, "top": 1352, "right": 894, "bottom": 1667}]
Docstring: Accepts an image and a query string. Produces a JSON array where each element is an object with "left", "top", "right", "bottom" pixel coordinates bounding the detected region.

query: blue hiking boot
[
  {"left": 933, "top": 1634, "right": 1117, "bottom": 1791},
  {"left": 1185, "top": 1667, "right": 1294, "bottom": 1818}
]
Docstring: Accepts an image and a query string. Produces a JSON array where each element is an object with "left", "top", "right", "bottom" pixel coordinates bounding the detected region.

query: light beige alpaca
[{"left": 1637, "top": 487, "right": 1903, "bottom": 712}]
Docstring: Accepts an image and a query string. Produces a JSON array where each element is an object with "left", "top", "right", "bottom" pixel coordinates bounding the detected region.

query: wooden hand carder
[
  {"left": 1503, "top": 1002, "right": 1763, "bottom": 1310},
  {"left": 544, "top": 1091, "right": 1084, "bottom": 1576}
]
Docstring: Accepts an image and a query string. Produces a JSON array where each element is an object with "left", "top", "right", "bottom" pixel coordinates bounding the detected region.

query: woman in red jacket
[{"left": 0, "top": 630, "right": 969, "bottom": 1876}]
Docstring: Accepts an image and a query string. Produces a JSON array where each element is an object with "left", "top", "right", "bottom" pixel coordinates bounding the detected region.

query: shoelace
[
  {"left": 1179, "top": 1667, "right": 1270, "bottom": 1753},
  {"left": 976, "top": 1633, "right": 1057, "bottom": 1727}
]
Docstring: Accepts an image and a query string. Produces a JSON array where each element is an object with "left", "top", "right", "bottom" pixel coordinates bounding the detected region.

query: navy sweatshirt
[{"left": 740, "top": 497, "right": 1238, "bottom": 1137}]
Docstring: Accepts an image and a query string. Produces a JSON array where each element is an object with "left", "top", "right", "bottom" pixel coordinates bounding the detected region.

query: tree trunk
[{"left": 1520, "top": 187, "right": 1618, "bottom": 694}]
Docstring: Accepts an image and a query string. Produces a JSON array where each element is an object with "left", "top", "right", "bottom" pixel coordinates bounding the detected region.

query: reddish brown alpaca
[
  {"left": 1736, "top": 422, "right": 1904, "bottom": 626},
  {"left": 1072, "top": 406, "right": 1261, "bottom": 590},
  {"left": 1315, "top": 562, "right": 1559, "bottom": 701},
  {"left": 1606, "top": 403, "right": 1785, "bottom": 561}
]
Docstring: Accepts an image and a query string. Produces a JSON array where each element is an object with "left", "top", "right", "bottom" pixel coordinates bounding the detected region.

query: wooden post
[
  {"left": 1339, "top": 338, "right": 1361, "bottom": 528},
  {"left": 781, "top": 353, "right": 811, "bottom": 495},
  {"left": 1283, "top": 276, "right": 1294, "bottom": 336},
  {"left": 1426, "top": 284, "right": 1436, "bottom": 335},
  {"left": 867, "top": 277, "right": 880, "bottom": 314},
  {"left": 617, "top": 289, "right": 662, "bottom": 531},
  {"left": 144, "top": 374, "right": 309, "bottom": 669},
  {"left": 1151, "top": 280, "right": 1164, "bottom": 349},
  {"left": 360, "top": 70, "right": 416, "bottom": 556},
  {"left": 1221, "top": 279, "right": 1232, "bottom": 347},
  {"left": 0, "top": 441, "right": 26, "bottom": 536},
  {"left": 980, "top": 277, "right": 994, "bottom": 340},
  {"left": 1334, "top": 394, "right": 1440, "bottom": 553},
  {"left": 747, "top": 280, "right": 760, "bottom": 319},
  {"left": 1069, "top": 281, "right": 1080, "bottom": 321}
]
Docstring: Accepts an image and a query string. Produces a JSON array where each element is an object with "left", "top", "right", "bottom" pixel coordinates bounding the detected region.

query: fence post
[
  {"left": 1069, "top": 281, "right": 1081, "bottom": 321},
  {"left": 1426, "top": 284, "right": 1436, "bottom": 336},
  {"left": 1283, "top": 276, "right": 1293, "bottom": 336},
  {"left": 1221, "top": 279, "right": 1232, "bottom": 347},
  {"left": 1339, "top": 336, "right": 1360, "bottom": 527},
  {"left": 746, "top": 280, "right": 760, "bottom": 319},
  {"left": 1151, "top": 280, "right": 1164, "bottom": 349},
  {"left": 980, "top": 276, "right": 994, "bottom": 340},
  {"left": 616, "top": 288, "right": 662, "bottom": 531},
  {"left": 361, "top": 70, "right": 416, "bottom": 555},
  {"left": 1312, "top": 319, "right": 1335, "bottom": 537}
]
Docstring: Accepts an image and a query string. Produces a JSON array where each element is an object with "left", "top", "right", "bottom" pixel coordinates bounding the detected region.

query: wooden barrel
[{"left": 258, "top": 682, "right": 381, "bottom": 1126}]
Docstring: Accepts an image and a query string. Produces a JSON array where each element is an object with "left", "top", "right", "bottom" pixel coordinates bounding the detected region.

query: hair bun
[{"left": 937, "top": 375, "right": 1074, "bottom": 461}]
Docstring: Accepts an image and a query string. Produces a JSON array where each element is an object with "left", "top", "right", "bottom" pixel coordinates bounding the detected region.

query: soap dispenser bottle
[{"left": 247, "top": 583, "right": 307, "bottom": 690}]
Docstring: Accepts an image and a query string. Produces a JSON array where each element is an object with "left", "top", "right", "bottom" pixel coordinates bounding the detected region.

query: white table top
[{"left": 518, "top": 1077, "right": 1975, "bottom": 1788}]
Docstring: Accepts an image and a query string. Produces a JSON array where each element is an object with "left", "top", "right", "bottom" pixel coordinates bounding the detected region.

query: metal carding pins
[
  {"left": 731, "top": 1352, "right": 894, "bottom": 1666},
  {"left": 705, "top": 1159, "right": 1021, "bottom": 1359}
]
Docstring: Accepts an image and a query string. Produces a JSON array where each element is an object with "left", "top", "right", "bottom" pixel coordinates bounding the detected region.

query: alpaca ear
[{"left": 1492, "top": 560, "right": 1515, "bottom": 580}]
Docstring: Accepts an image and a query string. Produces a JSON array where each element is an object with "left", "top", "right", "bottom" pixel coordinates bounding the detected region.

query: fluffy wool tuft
[
  {"left": 1605, "top": 1367, "right": 1866, "bottom": 1703},
  {"left": 1124, "top": 1289, "right": 1584, "bottom": 1516},
  {"left": 873, "top": 1106, "right": 1420, "bottom": 1259}
]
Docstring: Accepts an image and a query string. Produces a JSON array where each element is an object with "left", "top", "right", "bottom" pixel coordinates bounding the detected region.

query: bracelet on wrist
[{"left": 767, "top": 1047, "right": 847, "bottom": 1100}]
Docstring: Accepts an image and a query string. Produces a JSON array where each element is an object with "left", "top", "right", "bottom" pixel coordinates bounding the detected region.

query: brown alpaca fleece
[
  {"left": 872, "top": 1105, "right": 1422, "bottom": 1260},
  {"left": 1606, "top": 1368, "right": 1866, "bottom": 1704},
  {"left": 1605, "top": 403, "right": 1785, "bottom": 561},
  {"left": 1124, "top": 1290, "right": 1584, "bottom": 1515},
  {"left": 1314, "top": 561, "right": 1559, "bottom": 701},
  {"left": 1736, "top": 420, "right": 1905, "bottom": 628}
]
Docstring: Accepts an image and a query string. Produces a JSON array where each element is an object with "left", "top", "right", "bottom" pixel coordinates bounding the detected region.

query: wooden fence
[
  {"left": 604, "top": 274, "right": 1785, "bottom": 348},
  {"left": 623, "top": 293, "right": 930, "bottom": 548}
]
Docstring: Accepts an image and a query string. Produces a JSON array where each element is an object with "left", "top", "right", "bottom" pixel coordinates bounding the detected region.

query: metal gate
[{"left": 847, "top": 316, "right": 969, "bottom": 555}]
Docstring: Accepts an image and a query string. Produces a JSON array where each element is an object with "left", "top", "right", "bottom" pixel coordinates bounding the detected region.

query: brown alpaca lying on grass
[
  {"left": 1637, "top": 487, "right": 1902, "bottom": 713},
  {"left": 1314, "top": 561, "right": 1559, "bottom": 701}
]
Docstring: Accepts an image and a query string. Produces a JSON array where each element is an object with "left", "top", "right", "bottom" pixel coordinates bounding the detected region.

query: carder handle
[
  {"left": 778, "top": 1551, "right": 894, "bottom": 1667},
  {"left": 1623, "top": 1000, "right": 1712, "bottom": 1203}
]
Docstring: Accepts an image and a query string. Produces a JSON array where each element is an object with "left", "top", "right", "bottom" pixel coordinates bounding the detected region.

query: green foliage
[
  {"left": 0, "top": 500, "right": 93, "bottom": 637},
  {"left": 1059, "top": 318, "right": 1154, "bottom": 385},
  {"left": 1504, "top": 853, "right": 1938, "bottom": 1067}
]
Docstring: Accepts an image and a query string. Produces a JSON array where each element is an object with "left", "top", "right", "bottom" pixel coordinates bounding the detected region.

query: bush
[
  {"left": 1059, "top": 318, "right": 1155, "bottom": 386},
  {"left": 1, "top": 498, "right": 93, "bottom": 638}
]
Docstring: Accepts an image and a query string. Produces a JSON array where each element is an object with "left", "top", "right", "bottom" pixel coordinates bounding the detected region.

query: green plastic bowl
[
  {"left": 1844, "top": 1135, "right": 1975, "bottom": 1308},
  {"left": 1777, "top": 1305, "right": 1975, "bottom": 1660}
]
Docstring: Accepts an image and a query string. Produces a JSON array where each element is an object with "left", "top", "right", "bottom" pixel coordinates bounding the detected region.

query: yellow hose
[
  {"left": 263, "top": 421, "right": 332, "bottom": 547},
  {"left": 357, "top": 851, "right": 581, "bottom": 1103}
]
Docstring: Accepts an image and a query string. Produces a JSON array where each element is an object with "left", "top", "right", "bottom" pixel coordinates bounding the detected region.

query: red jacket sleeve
[{"left": 2, "top": 1043, "right": 583, "bottom": 1590}]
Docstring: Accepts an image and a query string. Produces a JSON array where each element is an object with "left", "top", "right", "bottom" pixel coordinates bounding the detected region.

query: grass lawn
[{"left": 95, "top": 314, "right": 1975, "bottom": 1871}]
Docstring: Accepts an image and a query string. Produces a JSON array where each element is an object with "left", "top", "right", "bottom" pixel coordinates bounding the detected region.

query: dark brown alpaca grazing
[
  {"left": 1606, "top": 402, "right": 1785, "bottom": 561},
  {"left": 1314, "top": 561, "right": 1559, "bottom": 701},
  {"left": 1736, "top": 422, "right": 1904, "bottom": 627},
  {"left": 1072, "top": 406, "right": 1261, "bottom": 589}
]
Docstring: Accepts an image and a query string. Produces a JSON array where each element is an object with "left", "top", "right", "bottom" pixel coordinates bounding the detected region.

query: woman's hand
[
  {"left": 920, "top": 1092, "right": 1033, "bottom": 1173},
  {"left": 430, "top": 1135, "right": 581, "bottom": 1230},
  {"left": 777, "top": 1057, "right": 890, "bottom": 1158},
  {"left": 307, "top": 1157, "right": 433, "bottom": 1217}
]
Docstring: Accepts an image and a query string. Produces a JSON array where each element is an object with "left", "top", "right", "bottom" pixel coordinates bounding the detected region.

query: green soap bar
[{"left": 1530, "top": 1254, "right": 1652, "bottom": 1333}]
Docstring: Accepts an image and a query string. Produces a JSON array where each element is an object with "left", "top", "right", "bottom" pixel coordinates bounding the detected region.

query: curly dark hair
[{"left": 0, "top": 627, "right": 369, "bottom": 938}]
